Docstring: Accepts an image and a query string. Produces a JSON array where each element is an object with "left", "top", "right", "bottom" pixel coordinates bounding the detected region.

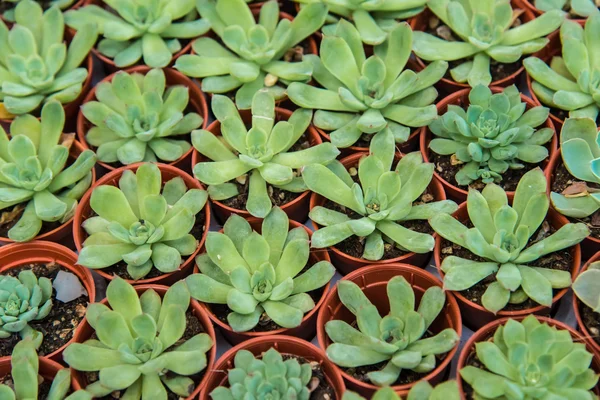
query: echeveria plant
[
  {"left": 303, "top": 128, "right": 458, "bottom": 260},
  {"left": 412, "top": 0, "right": 564, "bottom": 87},
  {"left": 342, "top": 381, "right": 461, "bottom": 400},
  {"left": 192, "top": 91, "right": 339, "bottom": 218},
  {"left": 1, "top": 0, "right": 76, "bottom": 22},
  {"left": 525, "top": 15, "right": 600, "bottom": 122},
  {"left": 81, "top": 68, "right": 203, "bottom": 166},
  {"left": 325, "top": 276, "right": 459, "bottom": 386},
  {"left": 0, "top": 0, "right": 97, "bottom": 116},
  {"left": 533, "top": 0, "right": 599, "bottom": 17},
  {"left": 430, "top": 168, "right": 589, "bottom": 314},
  {"left": 0, "top": 101, "right": 96, "bottom": 242},
  {"left": 573, "top": 261, "right": 600, "bottom": 313},
  {"left": 460, "top": 315, "right": 599, "bottom": 399},
  {"left": 288, "top": 21, "right": 446, "bottom": 148},
  {"left": 186, "top": 207, "right": 335, "bottom": 332},
  {"left": 175, "top": 0, "right": 328, "bottom": 109},
  {"left": 428, "top": 85, "right": 554, "bottom": 185},
  {"left": 63, "top": 278, "right": 213, "bottom": 399},
  {"left": 77, "top": 163, "right": 207, "bottom": 280},
  {"left": 65, "top": 0, "right": 209, "bottom": 68}
]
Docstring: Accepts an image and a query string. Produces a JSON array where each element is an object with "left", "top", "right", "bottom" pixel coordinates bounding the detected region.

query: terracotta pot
[
  {"left": 0, "top": 356, "right": 83, "bottom": 393},
  {"left": 73, "top": 163, "right": 210, "bottom": 286},
  {"left": 194, "top": 218, "right": 332, "bottom": 345},
  {"left": 199, "top": 335, "right": 345, "bottom": 400},
  {"left": 72, "top": 284, "right": 217, "bottom": 399},
  {"left": 434, "top": 202, "right": 582, "bottom": 330},
  {"left": 309, "top": 152, "right": 447, "bottom": 275},
  {"left": 77, "top": 66, "right": 208, "bottom": 174},
  {"left": 316, "top": 263, "right": 462, "bottom": 397},
  {"left": 420, "top": 87, "right": 557, "bottom": 203},
  {"left": 573, "top": 251, "right": 600, "bottom": 358},
  {"left": 192, "top": 108, "right": 320, "bottom": 223},
  {"left": 0, "top": 140, "right": 96, "bottom": 246},
  {"left": 456, "top": 316, "right": 600, "bottom": 398},
  {"left": 514, "top": 0, "right": 591, "bottom": 21}
]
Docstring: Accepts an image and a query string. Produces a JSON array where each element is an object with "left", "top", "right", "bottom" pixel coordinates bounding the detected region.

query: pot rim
[
  {"left": 0, "top": 355, "right": 84, "bottom": 392},
  {"left": 573, "top": 251, "right": 600, "bottom": 357}
]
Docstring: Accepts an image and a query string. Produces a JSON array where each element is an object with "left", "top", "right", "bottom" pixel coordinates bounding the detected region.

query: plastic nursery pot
[
  {"left": 0, "top": 356, "right": 84, "bottom": 392},
  {"left": 199, "top": 335, "right": 345, "bottom": 400},
  {"left": 309, "top": 152, "right": 447, "bottom": 275},
  {"left": 72, "top": 284, "right": 217, "bottom": 399},
  {"left": 192, "top": 108, "right": 321, "bottom": 224},
  {"left": 420, "top": 87, "right": 557, "bottom": 203},
  {"left": 0, "top": 140, "right": 96, "bottom": 246},
  {"left": 76, "top": 66, "right": 209, "bottom": 175},
  {"left": 193, "top": 218, "right": 332, "bottom": 346},
  {"left": 316, "top": 263, "right": 462, "bottom": 397},
  {"left": 0, "top": 241, "right": 96, "bottom": 364},
  {"left": 456, "top": 316, "right": 600, "bottom": 398},
  {"left": 573, "top": 251, "right": 600, "bottom": 358},
  {"left": 434, "top": 202, "right": 582, "bottom": 330},
  {"left": 72, "top": 162, "right": 211, "bottom": 286}
]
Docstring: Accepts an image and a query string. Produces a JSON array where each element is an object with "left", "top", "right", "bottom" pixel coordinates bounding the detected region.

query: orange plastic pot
[
  {"left": 193, "top": 218, "right": 332, "bottom": 345},
  {"left": 199, "top": 335, "right": 345, "bottom": 400},
  {"left": 573, "top": 251, "right": 600, "bottom": 358},
  {"left": 0, "top": 356, "right": 84, "bottom": 392},
  {"left": 434, "top": 202, "right": 582, "bottom": 330},
  {"left": 76, "top": 66, "right": 209, "bottom": 174},
  {"left": 73, "top": 163, "right": 210, "bottom": 286},
  {"left": 420, "top": 87, "right": 557, "bottom": 203},
  {"left": 309, "top": 152, "right": 447, "bottom": 275},
  {"left": 316, "top": 264, "right": 462, "bottom": 397},
  {"left": 192, "top": 108, "right": 321, "bottom": 223},
  {"left": 71, "top": 284, "right": 217, "bottom": 399}
]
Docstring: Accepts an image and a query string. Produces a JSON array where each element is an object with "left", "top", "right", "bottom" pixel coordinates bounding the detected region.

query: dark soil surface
[
  {"left": 0, "top": 373, "right": 55, "bottom": 399},
  {"left": 284, "top": 355, "right": 336, "bottom": 400},
  {"left": 581, "top": 303, "right": 600, "bottom": 346},
  {"left": 0, "top": 263, "right": 88, "bottom": 357},
  {"left": 0, "top": 204, "right": 62, "bottom": 239}
]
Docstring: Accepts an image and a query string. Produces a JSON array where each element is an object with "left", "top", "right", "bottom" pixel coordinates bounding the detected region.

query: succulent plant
[
  {"left": 77, "top": 163, "right": 207, "bottom": 280},
  {"left": 192, "top": 91, "right": 339, "bottom": 218},
  {"left": 186, "top": 207, "right": 335, "bottom": 332},
  {"left": 288, "top": 20, "right": 446, "bottom": 149},
  {"left": 430, "top": 168, "right": 589, "bottom": 314},
  {"left": 64, "top": 0, "right": 208, "bottom": 69},
  {"left": 81, "top": 68, "right": 203, "bottom": 166},
  {"left": 0, "top": 101, "right": 96, "bottom": 242},
  {"left": 412, "top": 0, "right": 564, "bottom": 87},
  {"left": 63, "top": 277, "right": 213, "bottom": 399},
  {"left": 0, "top": 337, "right": 91, "bottom": 400},
  {"left": 0, "top": 0, "right": 97, "bottom": 116},
  {"left": 1, "top": 0, "right": 76, "bottom": 22},
  {"left": 325, "top": 276, "right": 459, "bottom": 386},
  {"left": 174, "top": 0, "right": 328, "bottom": 109},
  {"left": 303, "top": 128, "right": 458, "bottom": 261},
  {"left": 533, "top": 0, "right": 599, "bottom": 17},
  {"left": 525, "top": 15, "right": 600, "bottom": 122},
  {"left": 210, "top": 348, "right": 314, "bottom": 400},
  {"left": 342, "top": 381, "right": 461, "bottom": 400},
  {"left": 460, "top": 315, "right": 599, "bottom": 399},
  {"left": 428, "top": 85, "right": 554, "bottom": 186},
  {"left": 573, "top": 261, "right": 600, "bottom": 315}
]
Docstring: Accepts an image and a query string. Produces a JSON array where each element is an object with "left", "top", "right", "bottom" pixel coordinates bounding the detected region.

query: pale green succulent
[
  {"left": 186, "top": 207, "right": 335, "bottom": 332},
  {"left": 412, "top": 0, "right": 564, "bottom": 87},
  {"left": 342, "top": 381, "right": 461, "bottom": 400},
  {"left": 1, "top": 0, "right": 76, "bottom": 22},
  {"left": 573, "top": 261, "right": 600, "bottom": 315},
  {"left": 81, "top": 68, "right": 203, "bottom": 166},
  {"left": 77, "top": 163, "right": 207, "bottom": 280},
  {"left": 428, "top": 85, "right": 554, "bottom": 186},
  {"left": 63, "top": 277, "right": 213, "bottom": 400},
  {"left": 460, "top": 315, "right": 599, "bottom": 400},
  {"left": 430, "top": 168, "right": 589, "bottom": 314},
  {"left": 0, "top": 0, "right": 97, "bottom": 116},
  {"left": 325, "top": 276, "right": 459, "bottom": 386},
  {"left": 533, "top": 0, "right": 599, "bottom": 17}
]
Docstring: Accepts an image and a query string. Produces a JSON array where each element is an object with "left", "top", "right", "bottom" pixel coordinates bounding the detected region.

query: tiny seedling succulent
[
  {"left": 186, "top": 207, "right": 335, "bottom": 332},
  {"left": 573, "top": 261, "right": 600, "bottom": 314},
  {"left": 174, "top": 0, "right": 328, "bottom": 109},
  {"left": 342, "top": 381, "right": 461, "bottom": 400},
  {"left": 0, "top": 101, "right": 96, "bottom": 242},
  {"left": 81, "top": 68, "right": 203, "bottom": 166},
  {"left": 460, "top": 315, "right": 599, "bottom": 399},
  {"left": 63, "top": 277, "right": 213, "bottom": 399},
  {"left": 210, "top": 348, "right": 314, "bottom": 400},
  {"left": 428, "top": 84, "right": 554, "bottom": 186},
  {"left": 303, "top": 128, "right": 458, "bottom": 261},
  {"left": 525, "top": 15, "right": 600, "bottom": 122},
  {"left": 430, "top": 168, "right": 589, "bottom": 314},
  {"left": 192, "top": 91, "right": 339, "bottom": 218},
  {"left": 288, "top": 20, "right": 446, "bottom": 148},
  {"left": 65, "top": 0, "right": 209, "bottom": 68},
  {"left": 412, "top": 0, "right": 564, "bottom": 87},
  {"left": 77, "top": 163, "right": 207, "bottom": 280},
  {"left": 0, "top": 0, "right": 97, "bottom": 116},
  {"left": 1, "top": 0, "right": 76, "bottom": 21},
  {"left": 533, "top": 0, "right": 599, "bottom": 17},
  {"left": 325, "top": 276, "right": 459, "bottom": 386}
]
